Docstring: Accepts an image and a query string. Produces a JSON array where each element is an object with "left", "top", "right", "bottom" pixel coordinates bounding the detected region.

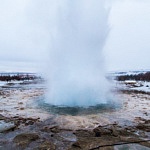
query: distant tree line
[
  {"left": 117, "top": 72, "right": 150, "bottom": 82},
  {"left": 0, "top": 74, "right": 40, "bottom": 82}
]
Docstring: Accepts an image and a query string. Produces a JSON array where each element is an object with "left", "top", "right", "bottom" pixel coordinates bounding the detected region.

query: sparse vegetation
[
  {"left": 0, "top": 74, "right": 40, "bottom": 82},
  {"left": 116, "top": 72, "right": 150, "bottom": 81}
]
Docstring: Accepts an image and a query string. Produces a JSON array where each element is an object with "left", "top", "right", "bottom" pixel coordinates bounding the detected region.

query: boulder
[
  {"left": 35, "top": 141, "right": 56, "bottom": 150},
  {"left": 13, "top": 133, "right": 39, "bottom": 148},
  {"left": 73, "top": 129, "right": 95, "bottom": 137}
]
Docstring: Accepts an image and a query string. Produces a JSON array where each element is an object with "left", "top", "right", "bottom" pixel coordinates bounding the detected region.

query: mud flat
[{"left": 0, "top": 80, "right": 149, "bottom": 149}]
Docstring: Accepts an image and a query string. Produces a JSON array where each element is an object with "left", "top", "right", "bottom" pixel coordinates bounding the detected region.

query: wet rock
[
  {"left": 25, "top": 120, "right": 34, "bottom": 126},
  {"left": 50, "top": 126, "right": 60, "bottom": 133},
  {"left": 70, "top": 133, "right": 146, "bottom": 150},
  {"left": 58, "top": 131, "right": 77, "bottom": 142},
  {"left": 136, "top": 124, "right": 150, "bottom": 132},
  {"left": 73, "top": 129, "right": 95, "bottom": 137},
  {"left": 111, "top": 126, "right": 119, "bottom": 137},
  {"left": 18, "top": 102, "right": 23, "bottom": 105},
  {"left": 144, "top": 112, "right": 148, "bottom": 116},
  {"left": 69, "top": 124, "right": 146, "bottom": 150},
  {"left": 93, "top": 125, "right": 112, "bottom": 137},
  {"left": 13, "top": 133, "right": 39, "bottom": 148},
  {"left": 6, "top": 83, "right": 15, "bottom": 86},
  {"left": 140, "top": 141, "right": 150, "bottom": 148},
  {"left": 12, "top": 117, "right": 39, "bottom": 127},
  {"left": 0, "top": 121, "right": 16, "bottom": 132},
  {"left": 20, "top": 107, "right": 25, "bottom": 110},
  {"left": 41, "top": 126, "right": 50, "bottom": 132},
  {"left": 0, "top": 114, "right": 5, "bottom": 120},
  {"left": 100, "top": 147, "right": 114, "bottom": 150},
  {"left": 95, "top": 125, "right": 120, "bottom": 137},
  {"left": 124, "top": 126, "right": 136, "bottom": 133},
  {"left": 35, "top": 141, "right": 56, "bottom": 150},
  {"left": 41, "top": 125, "right": 60, "bottom": 133},
  {"left": 134, "top": 119, "right": 150, "bottom": 132},
  {"left": 19, "top": 117, "right": 27, "bottom": 123},
  {"left": 145, "top": 120, "right": 150, "bottom": 124},
  {"left": 119, "top": 136, "right": 150, "bottom": 148},
  {"left": 14, "top": 120, "right": 21, "bottom": 126},
  {"left": 138, "top": 131, "right": 147, "bottom": 138},
  {"left": 71, "top": 137, "right": 116, "bottom": 150},
  {"left": 134, "top": 117, "right": 146, "bottom": 123}
]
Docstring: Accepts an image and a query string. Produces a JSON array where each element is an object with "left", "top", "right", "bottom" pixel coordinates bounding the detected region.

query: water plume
[{"left": 46, "top": 0, "right": 110, "bottom": 106}]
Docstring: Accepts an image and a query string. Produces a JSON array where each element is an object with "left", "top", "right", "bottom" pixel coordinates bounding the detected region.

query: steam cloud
[
  {"left": 46, "top": 0, "right": 110, "bottom": 106},
  {"left": 0, "top": 0, "right": 111, "bottom": 106}
]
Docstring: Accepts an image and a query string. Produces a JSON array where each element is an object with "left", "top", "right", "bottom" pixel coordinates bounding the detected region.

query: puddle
[{"left": 114, "top": 144, "right": 150, "bottom": 150}]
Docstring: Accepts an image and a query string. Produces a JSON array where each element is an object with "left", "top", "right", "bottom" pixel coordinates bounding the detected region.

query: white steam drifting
[{"left": 46, "top": 0, "right": 110, "bottom": 106}]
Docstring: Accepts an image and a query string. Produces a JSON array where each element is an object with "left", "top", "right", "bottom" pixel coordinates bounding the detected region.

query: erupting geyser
[{"left": 46, "top": 0, "right": 110, "bottom": 106}]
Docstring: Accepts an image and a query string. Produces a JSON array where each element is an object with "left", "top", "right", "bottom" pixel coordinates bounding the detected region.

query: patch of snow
[
  {"left": 131, "top": 82, "right": 150, "bottom": 92},
  {"left": 0, "top": 81, "right": 7, "bottom": 86},
  {"left": 110, "top": 70, "right": 150, "bottom": 77}
]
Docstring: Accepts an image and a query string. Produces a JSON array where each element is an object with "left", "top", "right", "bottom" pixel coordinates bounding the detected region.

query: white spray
[{"left": 45, "top": 0, "right": 110, "bottom": 106}]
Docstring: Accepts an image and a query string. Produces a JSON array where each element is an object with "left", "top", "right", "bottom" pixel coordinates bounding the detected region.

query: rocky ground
[{"left": 0, "top": 81, "right": 149, "bottom": 150}]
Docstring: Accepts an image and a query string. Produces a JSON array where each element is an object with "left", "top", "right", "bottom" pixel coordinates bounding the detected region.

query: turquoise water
[{"left": 36, "top": 97, "right": 121, "bottom": 116}]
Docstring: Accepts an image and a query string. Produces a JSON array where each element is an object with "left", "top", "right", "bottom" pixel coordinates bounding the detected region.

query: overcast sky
[
  {"left": 0, "top": 0, "right": 150, "bottom": 72},
  {"left": 105, "top": 0, "right": 150, "bottom": 71}
]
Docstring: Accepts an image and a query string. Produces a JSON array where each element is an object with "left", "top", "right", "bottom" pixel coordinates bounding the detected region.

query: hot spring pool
[{"left": 35, "top": 97, "right": 121, "bottom": 116}]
